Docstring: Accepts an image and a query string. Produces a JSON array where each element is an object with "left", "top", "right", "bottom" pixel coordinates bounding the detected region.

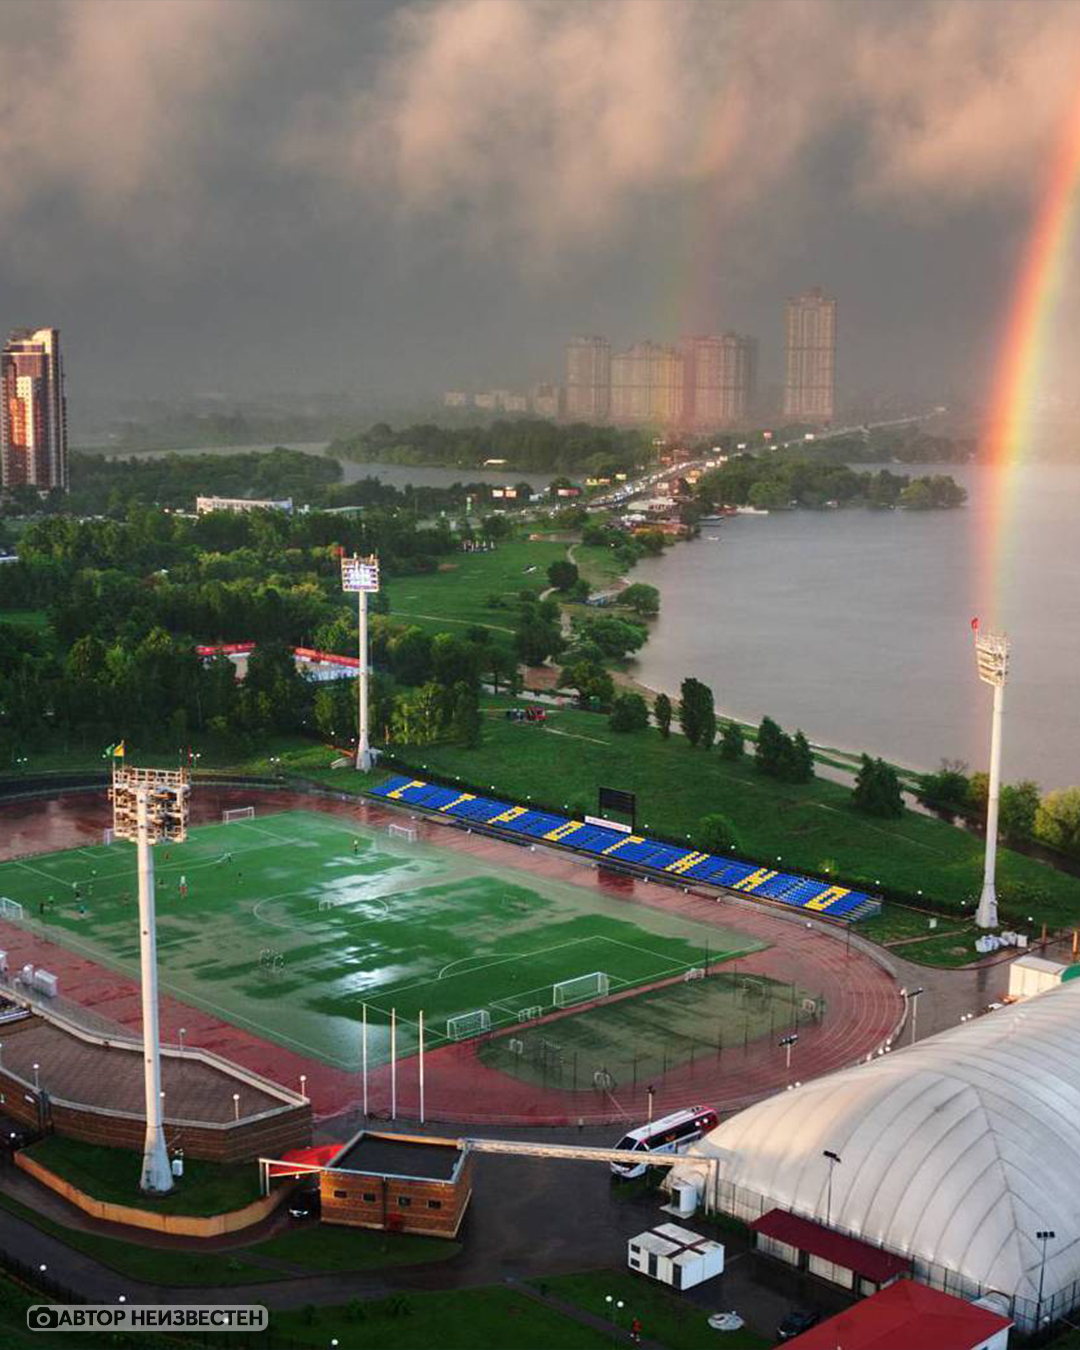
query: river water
[{"left": 632, "top": 463, "right": 1080, "bottom": 788}]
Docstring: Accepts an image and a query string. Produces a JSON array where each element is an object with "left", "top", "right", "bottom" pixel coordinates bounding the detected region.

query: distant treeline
[
  {"left": 92, "top": 409, "right": 351, "bottom": 451},
  {"left": 802, "top": 427, "right": 975, "bottom": 465},
  {"left": 696, "top": 454, "right": 967, "bottom": 510},
  {"left": 328, "top": 419, "right": 653, "bottom": 474}
]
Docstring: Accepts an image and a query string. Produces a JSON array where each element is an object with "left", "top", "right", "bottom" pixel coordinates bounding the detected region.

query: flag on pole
[
  {"left": 104, "top": 741, "right": 126, "bottom": 759},
  {"left": 970, "top": 617, "right": 980, "bottom": 633}
]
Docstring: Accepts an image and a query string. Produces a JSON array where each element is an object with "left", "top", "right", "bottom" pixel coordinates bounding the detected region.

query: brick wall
[
  {"left": 48, "top": 1102, "right": 312, "bottom": 1163},
  {"left": 320, "top": 1153, "right": 473, "bottom": 1239}
]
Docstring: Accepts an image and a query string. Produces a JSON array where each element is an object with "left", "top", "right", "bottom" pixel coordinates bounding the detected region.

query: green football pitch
[{"left": 0, "top": 810, "right": 766, "bottom": 1070}]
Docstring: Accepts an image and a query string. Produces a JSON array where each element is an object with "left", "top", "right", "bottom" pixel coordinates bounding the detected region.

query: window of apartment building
[
  {"left": 427, "top": 1199, "right": 442, "bottom": 1211},
  {"left": 333, "top": 1189, "right": 347, "bottom": 1199},
  {"left": 362, "top": 1193, "right": 377, "bottom": 1203},
  {"left": 397, "top": 1196, "right": 411, "bottom": 1208}
]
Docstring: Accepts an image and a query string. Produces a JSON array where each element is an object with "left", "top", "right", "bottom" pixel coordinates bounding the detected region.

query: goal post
[
  {"left": 222, "top": 806, "right": 255, "bottom": 824},
  {"left": 387, "top": 823, "right": 418, "bottom": 843},
  {"left": 683, "top": 967, "right": 706, "bottom": 982},
  {"left": 0, "top": 899, "right": 25, "bottom": 923},
  {"left": 446, "top": 1009, "right": 491, "bottom": 1040},
  {"left": 552, "top": 971, "right": 610, "bottom": 1007},
  {"left": 102, "top": 827, "right": 115, "bottom": 846}
]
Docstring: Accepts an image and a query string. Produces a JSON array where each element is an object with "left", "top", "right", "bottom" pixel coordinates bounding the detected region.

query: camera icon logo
[{"left": 28, "top": 1307, "right": 59, "bottom": 1330}]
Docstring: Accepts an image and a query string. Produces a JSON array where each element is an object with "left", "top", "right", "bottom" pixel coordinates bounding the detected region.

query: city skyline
[{"left": 783, "top": 288, "right": 837, "bottom": 423}]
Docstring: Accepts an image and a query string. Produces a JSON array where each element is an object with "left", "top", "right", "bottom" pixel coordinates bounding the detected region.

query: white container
[
  {"left": 19, "top": 964, "right": 34, "bottom": 986},
  {"left": 628, "top": 1223, "right": 724, "bottom": 1290},
  {"left": 1008, "top": 954, "right": 1066, "bottom": 1000},
  {"left": 671, "top": 1179, "right": 699, "bottom": 1216},
  {"left": 32, "top": 970, "right": 58, "bottom": 999}
]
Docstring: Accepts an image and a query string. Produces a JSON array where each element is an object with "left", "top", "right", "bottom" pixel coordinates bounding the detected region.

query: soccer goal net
[
  {"left": 446, "top": 1009, "right": 491, "bottom": 1040},
  {"left": 0, "top": 898, "right": 25, "bottom": 923},
  {"left": 683, "top": 966, "right": 706, "bottom": 982},
  {"left": 552, "top": 972, "right": 610, "bottom": 1007},
  {"left": 223, "top": 807, "right": 255, "bottom": 824},
  {"left": 387, "top": 823, "right": 418, "bottom": 843},
  {"left": 102, "top": 828, "right": 115, "bottom": 846}
]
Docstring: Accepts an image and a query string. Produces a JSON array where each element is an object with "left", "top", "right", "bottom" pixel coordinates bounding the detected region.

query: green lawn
[
  {"left": 0, "top": 1190, "right": 277, "bottom": 1287},
  {"left": 385, "top": 535, "right": 570, "bottom": 633},
  {"left": 538, "top": 1269, "right": 769, "bottom": 1349},
  {"left": 22, "top": 1138, "right": 261, "bottom": 1216},
  {"left": 0, "top": 808, "right": 764, "bottom": 1070},
  {"left": 268, "top": 1286, "right": 615, "bottom": 1349},
  {"left": 478, "top": 969, "right": 815, "bottom": 1094},
  {"left": 250, "top": 1221, "right": 461, "bottom": 1272},
  {"left": 573, "top": 542, "right": 626, "bottom": 590},
  {"left": 386, "top": 701, "right": 1080, "bottom": 927}
]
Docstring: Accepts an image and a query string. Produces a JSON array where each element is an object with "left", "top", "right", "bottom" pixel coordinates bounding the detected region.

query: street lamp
[
  {"left": 779, "top": 1033, "right": 798, "bottom": 1076},
  {"left": 901, "top": 987, "right": 925, "bottom": 1045},
  {"left": 32, "top": 1063, "right": 39, "bottom": 1091},
  {"left": 300, "top": 1073, "right": 307, "bottom": 1099},
  {"left": 1037, "top": 1229, "right": 1055, "bottom": 1330},
  {"left": 233, "top": 1092, "right": 240, "bottom": 1121},
  {"left": 823, "top": 1150, "right": 842, "bottom": 1228}
]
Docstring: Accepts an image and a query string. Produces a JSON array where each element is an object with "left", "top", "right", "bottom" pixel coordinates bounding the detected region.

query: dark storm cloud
[{"left": 0, "top": 0, "right": 1077, "bottom": 411}]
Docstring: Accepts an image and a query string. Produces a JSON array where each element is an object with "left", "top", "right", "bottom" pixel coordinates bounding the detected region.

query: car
[
  {"left": 776, "top": 1307, "right": 820, "bottom": 1341},
  {"left": 288, "top": 1186, "right": 321, "bottom": 1220}
]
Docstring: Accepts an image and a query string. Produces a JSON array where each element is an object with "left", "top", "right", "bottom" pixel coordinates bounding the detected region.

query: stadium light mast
[
  {"left": 110, "top": 763, "right": 190, "bottom": 1193},
  {"left": 973, "top": 621, "right": 1009, "bottom": 929},
  {"left": 342, "top": 554, "right": 380, "bottom": 771}
]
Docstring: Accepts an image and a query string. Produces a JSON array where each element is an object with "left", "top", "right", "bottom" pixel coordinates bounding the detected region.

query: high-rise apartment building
[
  {"left": 682, "top": 333, "right": 758, "bottom": 427},
  {"left": 783, "top": 288, "right": 836, "bottom": 421},
  {"left": 1, "top": 327, "right": 68, "bottom": 492},
  {"left": 564, "top": 336, "right": 611, "bottom": 421},
  {"left": 531, "top": 383, "right": 562, "bottom": 420},
  {"left": 610, "top": 342, "right": 684, "bottom": 425}
]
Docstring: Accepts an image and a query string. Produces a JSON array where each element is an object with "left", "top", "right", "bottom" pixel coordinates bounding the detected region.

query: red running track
[{"left": 0, "top": 787, "right": 902, "bottom": 1126}]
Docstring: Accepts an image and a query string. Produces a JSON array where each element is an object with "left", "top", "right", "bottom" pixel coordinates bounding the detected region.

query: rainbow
[{"left": 980, "top": 88, "right": 1080, "bottom": 614}]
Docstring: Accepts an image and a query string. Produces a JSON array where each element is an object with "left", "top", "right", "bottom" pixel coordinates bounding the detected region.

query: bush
[
  {"left": 609, "top": 692, "right": 649, "bottom": 733},
  {"left": 697, "top": 812, "right": 740, "bottom": 853},
  {"left": 719, "top": 721, "right": 744, "bottom": 760},
  {"left": 852, "top": 754, "right": 904, "bottom": 818}
]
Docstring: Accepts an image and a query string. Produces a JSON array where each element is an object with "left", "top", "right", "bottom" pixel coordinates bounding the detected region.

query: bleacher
[{"left": 370, "top": 775, "right": 879, "bottom": 922}]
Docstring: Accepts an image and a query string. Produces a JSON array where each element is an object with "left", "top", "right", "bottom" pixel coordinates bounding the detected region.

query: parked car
[
  {"left": 777, "top": 1307, "right": 820, "bottom": 1341},
  {"left": 288, "top": 1187, "right": 321, "bottom": 1220}
]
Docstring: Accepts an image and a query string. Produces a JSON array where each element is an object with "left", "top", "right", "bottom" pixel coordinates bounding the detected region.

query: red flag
[{"left": 970, "top": 616, "right": 980, "bottom": 633}]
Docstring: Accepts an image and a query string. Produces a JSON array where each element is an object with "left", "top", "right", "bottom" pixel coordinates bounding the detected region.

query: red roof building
[
  {"left": 751, "top": 1208, "right": 911, "bottom": 1292},
  {"left": 783, "top": 1279, "right": 1012, "bottom": 1350}
]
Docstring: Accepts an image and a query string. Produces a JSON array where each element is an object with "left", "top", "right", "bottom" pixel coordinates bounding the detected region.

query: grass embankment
[
  {"left": 23, "top": 1138, "right": 261, "bottom": 1216},
  {"left": 373, "top": 698, "right": 1080, "bottom": 927},
  {"left": 268, "top": 1286, "right": 614, "bottom": 1349},
  {"left": 384, "top": 536, "right": 570, "bottom": 634},
  {"left": 250, "top": 1222, "right": 461, "bottom": 1272},
  {"left": 537, "top": 1269, "right": 769, "bottom": 1350}
]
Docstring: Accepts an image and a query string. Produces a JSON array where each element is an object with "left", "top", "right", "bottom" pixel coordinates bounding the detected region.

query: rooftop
[
  {"left": 329, "top": 1131, "right": 464, "bottom": 1181},
  {"left": 751, "top": 1208, "right": 912, "bottom": 1285},
  {"left": 783, "top": 1279, "right": 1012, "bottom": 1349}
]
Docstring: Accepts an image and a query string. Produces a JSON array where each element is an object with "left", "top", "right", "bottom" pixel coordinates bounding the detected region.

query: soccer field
[{"left": 0, "top": 810, "right": 767, "bottom": 1070}]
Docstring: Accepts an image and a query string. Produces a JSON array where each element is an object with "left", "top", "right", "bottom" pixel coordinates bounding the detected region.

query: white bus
[{"left": 610, "top": 1105, "right": 719, "bottom": 1178}]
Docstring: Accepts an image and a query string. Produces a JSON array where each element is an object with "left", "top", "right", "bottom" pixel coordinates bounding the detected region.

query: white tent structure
[{"left": 670, "top": 978, "right": 1080, "bottom": 1330}]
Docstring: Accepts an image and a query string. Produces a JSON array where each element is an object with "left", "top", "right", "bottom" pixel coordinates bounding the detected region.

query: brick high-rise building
[
  {"left": 783, "top": 288, "right": 836, "bottom": 422},
  {"left": 564, "top": 336, "right": 611, "bottom": 421},
  {"left": 610, "top": 342, "right": 684, "bottom": 425},
  {"left": 682, "top": 333, "right": 757, "bottom": 427},
  {"left": 1, "top": 327, "right": 68, "bottom": 492}
]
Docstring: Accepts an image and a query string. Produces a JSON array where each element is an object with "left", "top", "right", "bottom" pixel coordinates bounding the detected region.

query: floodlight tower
[
  {"left": 974, "top": 623, "right": 1010, "bottom": 930},
  {"left": 341, "top": 554, "right": 380, "bottom": 771},
  {"left": 110, "top": 764, "right": 190, "bottom": 1192}
]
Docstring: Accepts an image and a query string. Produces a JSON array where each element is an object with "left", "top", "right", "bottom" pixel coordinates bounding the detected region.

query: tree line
[{"left": 696, "top": 454, "right": 967, "bottom": 512}]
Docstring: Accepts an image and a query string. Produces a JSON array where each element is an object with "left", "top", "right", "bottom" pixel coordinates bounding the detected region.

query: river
[{"left": 631, "top": 463, "right": 1080, "bottom": 789}]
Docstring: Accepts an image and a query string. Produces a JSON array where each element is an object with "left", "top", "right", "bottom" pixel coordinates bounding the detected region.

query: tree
[
  {"left": 515, "top": 604, "right": 564, "bottom": 666},
  {"left": 852, "top": 755, "right": 904, "bottom": 817},
  {"left": 755, "top": 716, "right": 784, "bottom": 775},
  {"left": 609, "top": 692, "right": 649, "bottom": 732},
  {"left": 967, "top": 771, "right": 990, "bottom": 816},
  {"left": 579, "top": 616, "right": 647, "bottom": 660},
  {"left": 1034, "top": 787, "right": 1080, "bottom": 853},
  {"left": 449, "top": 681, "right": 483, "bottom": 748},
  {"left": 391, "top": 683, "right": 443, "bottom": 745},
  {"left": 917, "top": 760, "right": 971, "bottom": 817},
  {"left": 697, "top": 812, "right": 740, "bottom": 854},
  {"left": 619, "top": 583, "right": 660, "bottom": 617},
  {"left": 560, "top": 659, "right": 613, "bottom": 708},
  {"left": 719, "top": 720, "right": 744, "bottom": 761},
  {"left": 789, "top": 729, "right": 815, "bottom": 782},
  {"left": 486, "top": 642, "right": 517, "bottom": 695},
  {"left": 653, "top": 692, "right": 673, "bottom": 739},
  {"left": 547, "top": 559, "right": 579, "bottom": 593},
  {"left": 999, "top": 780, "right": 1040, "bottom": 843},
  {"left": 679, "top": 677, "right": 715, "bottom": 748},
  {"left": 390, "top": 627, "right": 434, "bottom": 686}
]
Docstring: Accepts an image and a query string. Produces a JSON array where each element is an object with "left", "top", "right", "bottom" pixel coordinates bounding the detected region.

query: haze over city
[{"left": 1, "top": 0, "right": 1080, "bottom": 423}]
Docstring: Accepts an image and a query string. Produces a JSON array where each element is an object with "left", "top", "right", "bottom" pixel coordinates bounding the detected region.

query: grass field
[
  {"left": 389, "top": 699, "right": 1080, "bottom": 924},
  {"left": 0, "top": 809, "right": 765, "bottom": 1069},
  {"left": 384, "top": 535, "right": 569, "bottom": 634},
  {"left": 478, "top": 970, "right": 818, "bottom": 1094}
]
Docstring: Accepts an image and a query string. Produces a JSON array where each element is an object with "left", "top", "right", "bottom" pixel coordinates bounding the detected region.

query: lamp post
[
  {"left": 901, "top": 987, "right": 925, "bottom": 1045},
  {"left": 233, "top": 1093, "right": 240, "bottom": 1122},
  {"left": 32, "top": 1063, "right": 39, "bottom": 1091},
  {"left": 1037, "top": 1229, "right": 1055, "bottom": 1331},
  {"left": 823, "top": 1150, "right": 841, "bottom": 1229},
  {"left": 973, "top": 624, "right": 1009, "bottom": 929},
  {"left": 109, "top": 764, "right": 189, "bottom": 1194},
  {"left": 646, "top": 1085, "right": 655, "bottom": 1124},
  {"left": 341, "top": 554, "right": 380, "bottom": 771},
  {"left": 779, "top": 1033, "right": 799, "bottom": 1077}
]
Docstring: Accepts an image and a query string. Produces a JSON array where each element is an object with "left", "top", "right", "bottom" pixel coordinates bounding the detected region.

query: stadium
[{"left": 0, "top": 778, "right": 901, "bottom": 1128}]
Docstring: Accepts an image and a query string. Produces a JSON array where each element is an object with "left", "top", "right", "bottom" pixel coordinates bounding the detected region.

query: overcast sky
[{"left": 2, "top": 0, "right": 1079, "bottom": 417}]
